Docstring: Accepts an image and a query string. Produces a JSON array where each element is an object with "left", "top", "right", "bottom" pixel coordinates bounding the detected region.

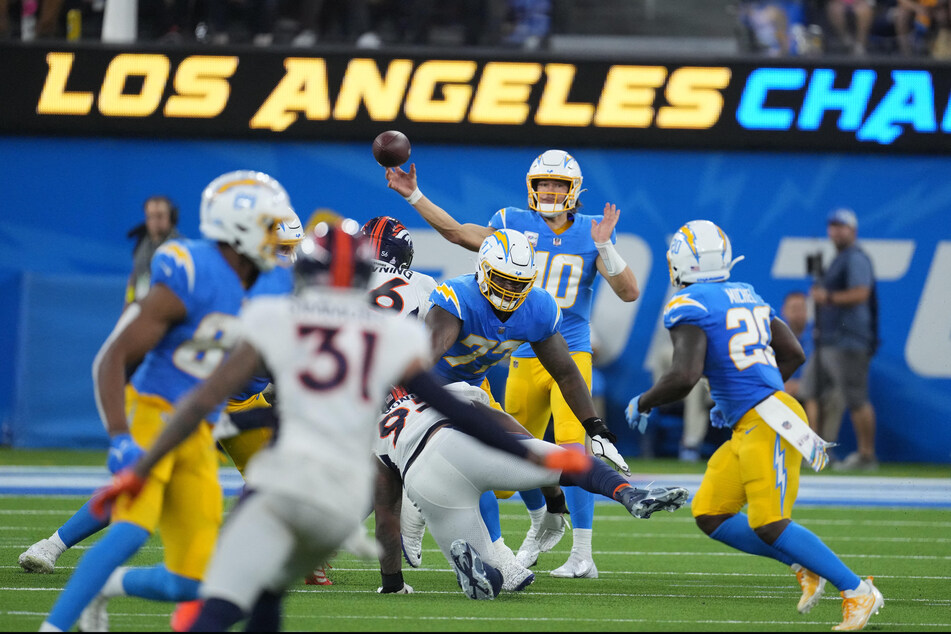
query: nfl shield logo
[
  {"left": 524, "top": 231, "right": 539, "bottom": 246},
  {"left": 553, "top": 238, "right": 562, "bottom": 246},
  {"left": 782, "top": 421, "right": 792, "bottom": 429}
]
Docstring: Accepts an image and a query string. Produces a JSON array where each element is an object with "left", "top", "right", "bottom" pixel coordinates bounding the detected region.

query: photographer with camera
[{"left": 801, "top": 208, "right": 880, "bottom": 471}]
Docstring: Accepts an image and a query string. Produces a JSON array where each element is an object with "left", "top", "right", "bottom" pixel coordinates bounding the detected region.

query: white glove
[
  {"left": 377, "top": 582, "right": 414, "bottom": 594},
  {"left": 590, "top": 434, "right": 631, "bottom": 476}
]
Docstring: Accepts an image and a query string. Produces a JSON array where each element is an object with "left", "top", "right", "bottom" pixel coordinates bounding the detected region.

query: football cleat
[
  {"left": 550, "top": 549, "right": 598, "bottom": 579},
  {"left": 450, "top": 540, "right": 496, "bottom": 600},
  {"left": 514, "top": 525, "right": 540, "bottom": 568},
  {"left": 376, "top": 582, "right": 414, "bottom": 594},
  {"left": 494, "top": 537, "right": 535, "bottom": 591},
  {"left": 400, "top": 493, "right": 426, "bottom": 568},
  {"left": 18, "top": 538, "right": 62, "bottom": 574},
  {"left": 616, "top": 485, "right": 689, "bottom": 519},
  {"left": 793, "top": 564, "right": 826, "bottom": 614},
  {"left": 78, "top": 592, "right": 109, "bottom": 632},
  {"left": 305, "top": 564, "right": 333, "bottom": 586},
  {"left": 834, "top": 577, "right": 884, "bottom": 631}
]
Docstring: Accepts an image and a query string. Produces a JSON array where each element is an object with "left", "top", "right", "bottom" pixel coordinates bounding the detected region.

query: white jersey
[
  {"left": 367, "top": 261, "right": 437, "bottom": 320},
  {"left": 375, "top": 382, "right": 490, "bottom": 478},
  {"left": 239, "top": 288, "right": 430, "bottom": 514}
]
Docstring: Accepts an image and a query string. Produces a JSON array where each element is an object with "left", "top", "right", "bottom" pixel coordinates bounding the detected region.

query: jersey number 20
[{"left": 726, "top": 306, "right": 778, "bottom": 370}]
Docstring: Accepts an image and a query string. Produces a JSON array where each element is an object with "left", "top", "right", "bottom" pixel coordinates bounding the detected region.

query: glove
[
  {"left": 90, "top": 469, "right": 146, "bottom": 520},
  {"left": 625, "top": 395, "right": 651, "bottom": 434},
  {"left": 107, "top": 433, "right": 144, "bottom": 474},
  {"left": 590, "top": 434, "right": 632, "bottom": 476},
  {"left": 543, "top": 447, "right": 590, "bottom": 474},
  {"left": 709, "top": 404, "right": 727, "bottom": 428},
  {"left": 377, "top": 582, "right": 414, "bottom": 594}
]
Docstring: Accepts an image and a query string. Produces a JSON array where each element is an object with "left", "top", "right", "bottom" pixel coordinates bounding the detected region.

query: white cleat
[
  {"left": 78, "top": 593, "right": 109, "bottom": 632},
  {"left": 18, "top": 539, "right": 62, "bottom": 574},
  {"left": 494, "top": 537, "right": 535, "bottom": 591},
  {"left": 400, "top": 492, "right": 426, "bottom": 568},
  {"left": 793, "top": 564, "right": 826, "bottom": 614},
  {"left": 834, "top": 577, "right": 884, "bottom": 631},
  {"left": 550, "top": 549, "right": 598, "bottom": 579},
  {"left": 514, "top": 525, "right": 540, "bottom": 568}
]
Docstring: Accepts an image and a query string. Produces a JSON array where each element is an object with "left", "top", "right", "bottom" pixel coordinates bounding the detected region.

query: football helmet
[
  {"left": 361, "top": 216, "right": 414, "bottom": 268},
  {"left": 666, "top": 220, "right": 745, "bottom": 287},
  {"left": 276, "top": 210, "right": 305, "bottom": 264},
  {"left": 476, "top": 229, "right": 537, "bottom": 312},
  {"left": 526, "top": 149, "right": 584, "bottom": 217},
  {"left": 199, "top": 170, "right": 296, "bottom": 271},
  {"left": 294, "top": 220, "right": 375, "bottom": 291}
]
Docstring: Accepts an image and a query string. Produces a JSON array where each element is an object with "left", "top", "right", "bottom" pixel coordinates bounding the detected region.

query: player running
[
  {"left": 385, "top": 149, "right": 639, "bottom": 579},
  {"left": 626, "top": 220, "right": 884, "bottom": 632}
]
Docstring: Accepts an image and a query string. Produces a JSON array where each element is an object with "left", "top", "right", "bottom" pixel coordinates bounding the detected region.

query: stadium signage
[{"left": 2, "top": 43, "right": 949, "bottom": 153}]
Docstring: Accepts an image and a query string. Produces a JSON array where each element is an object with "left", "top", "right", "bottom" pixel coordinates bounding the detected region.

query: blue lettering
[
  {"left": 857, "top": 71, "right": 937, "bottom": 144},
  {"left": 737, "top": 68, "right": 807, "bottom": 130},
  {"left": 798, "top": 69, "right": 876, "bottom": 131},
  {"left": 942, "top": 92, "right": 951, "bottom": 132}
]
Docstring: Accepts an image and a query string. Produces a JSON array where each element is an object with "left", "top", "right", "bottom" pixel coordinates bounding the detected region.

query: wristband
[
  {"left": 545, "top": 490, "right": 569, "bottom": 515},
  {"left": 380, "top": 571, "right": 404, "bottom": 593},
  {"left": 581, "top": 416, "right": 616, "bottom": 443},
  {"left": 594, "top": 240, "right": 627, "bottom": 276},
  {"left": 404, "top": 188, "right": 423, "bottom": 205}
]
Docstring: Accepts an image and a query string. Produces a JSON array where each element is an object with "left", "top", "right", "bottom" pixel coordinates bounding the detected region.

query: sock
[
  {"left": 519, "top": 488, "right": 546, "bottom": 513},
  {"left": 527, "top": 506, "right": 546, "bottom": 531},
  {"left": 45, "top": 522, "right": 149, "bottom": 631},
  {"left": 564, "top": 486, "right": 594, "bottom": 532},
  {"left": 102, "top": 566, "right": 128, "bottom": 598},
  {"left": 121, "top": 564, "right": 201, "bottom": 601},
  {"left": 843, "top": 579, "right": 871, "bottom": 597},
  {"left": 478, "top": 490, "right": 502, "bottom": 543},
  {"left": 246, "top": 591, "right": 282, "bottom": 632},
  {"left": 560, "top": 456, "right": 628, "bottom": 502},
  {"left": 190, "top": 597, "right": 246, "bottom": 632},
  {"left": 572, "top": 528, "right": 592, "bottom": 557},
  {"left": 48, "top": 532, "right": 67, "bottom": 552},
  {"left": 482, "top": 563, "right": 504, "bottom": 597},
  {"left": 709, "top": 514, "right": 796, "bottom": 566},
  {"left": 57, "top": 499, "right": 109, "bottom": 548},
  {"left": 771, "top": 522, "right": 862, "bottom": 592}
]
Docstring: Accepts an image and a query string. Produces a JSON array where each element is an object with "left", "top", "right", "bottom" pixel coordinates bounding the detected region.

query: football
[{"left": 372, "top": 130, "right": 411, "bottom": 168}]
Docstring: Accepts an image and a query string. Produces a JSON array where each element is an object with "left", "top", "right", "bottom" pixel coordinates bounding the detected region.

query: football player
[
  {"left": 385, "top": 150, "right": 639, "bottom": 578},
  {"left": 374, "top": 381, "right": 688, "bottom": 599},
  {"left": 90, "top": 222, "right": 583, "bottom": 628},
  {"left": 363, "top": 215, "right": 437, "bottom": 321},
  {"left": 413, "top": 227, "right": 630, "bottom": 590},
  {"left": 626, "top": 220, "right": 884, "bottom": 632},
  {"left": 39, "top": 170, "right": 297, "bottom": 633}
]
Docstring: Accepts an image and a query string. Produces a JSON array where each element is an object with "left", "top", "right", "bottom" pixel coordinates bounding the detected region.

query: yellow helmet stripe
[{"left": 215, "top": 178, "right": 262, "bottom": 194}]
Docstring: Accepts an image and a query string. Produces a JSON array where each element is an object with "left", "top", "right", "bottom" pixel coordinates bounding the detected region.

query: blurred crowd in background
[{"left": 2, "top": 0, "right": 950, "bottom": 58}]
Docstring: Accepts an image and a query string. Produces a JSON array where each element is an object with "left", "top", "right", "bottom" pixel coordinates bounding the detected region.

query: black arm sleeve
[{"left": 404, "top": 371, "right": 530, "bottom": 460}]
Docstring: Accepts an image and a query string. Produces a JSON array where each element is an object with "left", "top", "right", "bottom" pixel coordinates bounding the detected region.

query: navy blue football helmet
[{"left": 361, "top": 216, "right": 414, "bottom": 269}]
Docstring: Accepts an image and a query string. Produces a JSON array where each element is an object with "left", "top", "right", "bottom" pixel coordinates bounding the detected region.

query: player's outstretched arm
[
  {"left": 373, "top": 460, "right": 408, "bottom": 593},
  {"left": 531, "top": 332, "right": 598, "bottom": 423},
  {"left": 425, "top": 305, "right": 464, "bottom": 364},
  {"left": 770, "top": 317, "right": 807, "bottom": 382},
  {"left": 592, "top": 202, "right": 639, "bottom": 302},
  {"left": 636, "top": 324, "right": 706, "bottom": 412},
  {"left": 385, "top": 164, "right": 493, "bottom": 251}
]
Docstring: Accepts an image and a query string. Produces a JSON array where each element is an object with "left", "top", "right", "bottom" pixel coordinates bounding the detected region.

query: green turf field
[{"left": 2, "top": 492, "right": 950, "bottom": 631}]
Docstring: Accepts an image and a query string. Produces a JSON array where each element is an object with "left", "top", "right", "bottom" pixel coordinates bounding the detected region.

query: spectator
[
  {"left": 737, "top": 0, "right": 815, "bottom": 55},
  {"left": 803, "top": 208, "right": 879, "bottom": 471},
  {"left": 825, "top": 0, "right": 875, "bottom": 54},
  {"left": 125, "top": 195, "right": 181, "bottom": 306},
  {"left": 780, "top": 290, "right": 812, "bottom": 399},
  {"left": 502, "top": 0, "right": 550, "bottom": 49},
  {"left": 894, "top": 0, "right": 943, "bottom": 54}
]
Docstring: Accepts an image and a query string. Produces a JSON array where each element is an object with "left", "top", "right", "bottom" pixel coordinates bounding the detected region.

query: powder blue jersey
[
  {"left": 663, "top": 281, "right": 784, "bottom": 429},
  {"left": 489, "top": 207, "right": 610, "bottom": 357},
  {"left": 130, "top": 239, "right": 289, "bottom": 421},
  {"left": 430, "top": 274, "right": 562, "bottom": 385}
]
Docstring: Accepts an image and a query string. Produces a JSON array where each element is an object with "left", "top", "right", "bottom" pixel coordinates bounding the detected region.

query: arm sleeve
[{"left": 404, "top": 371, "right": 530, "bottom": 460}]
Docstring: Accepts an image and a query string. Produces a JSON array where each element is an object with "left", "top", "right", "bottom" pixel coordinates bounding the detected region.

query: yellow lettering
[
  {"left": 595, "top": 66, "right": 666, "bottom": 128},
  {"left": 469, "top": 62, "right": 541, "bottom": 124},
  {"left": 405, "top": 60, "right": 477, "bottom": 123},
  {"left": 657, "top": 67, "right": 731, "bottom": 129},
  {"left": 334, "top": 58, "right": 413, "bottom": 121},
  {"left": 164, "top": 55, "right": 238, "bottom": 118},
  {"left": 98, "top": 54, "right": 169, "bottom": 117},
  {"left": 535, "top": 63, "right": 594, "bottom": 127},
  {"left": 37, "top": 52, "right": 94, "bottom": 115},
  {"left": 250, "top": 58, "right": 331, "bottom": 132}
]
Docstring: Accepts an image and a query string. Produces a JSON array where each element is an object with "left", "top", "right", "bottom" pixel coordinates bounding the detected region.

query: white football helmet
[
  {"left": 199, "top": 170, "right": 296, "bottom": 271},
  {"left": 526, "top": 149, "right": 584, "bottom": 217},
  {"left": 276, "top": 210, "right": 305, "bottom": 264},
  {"left": 476, "top": 229, "right": 537, "bottom": 311},
  {"left": 667, "top": 220, "right": 745, "bottom": 287}
]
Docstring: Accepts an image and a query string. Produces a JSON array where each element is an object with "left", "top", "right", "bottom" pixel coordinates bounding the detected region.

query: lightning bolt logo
[
  {"left": 157, "top": 242, "right": 195, "bottom": 292},
  {"left": 435, "top": 283, "right": 461, "bottom": 316},
  {"left": 664, "top": 293, "right": 708, "bottom": 316},
  {"left": 774, "top": 434, "right": 787, "bottom": 517}
]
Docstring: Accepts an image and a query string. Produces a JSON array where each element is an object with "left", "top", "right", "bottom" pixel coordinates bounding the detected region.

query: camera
[{"left": 806, "top": 252, "right": 824, "bottom": 279}]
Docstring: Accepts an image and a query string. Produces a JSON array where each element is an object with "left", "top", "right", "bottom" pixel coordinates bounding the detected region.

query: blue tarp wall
[{"left": 1, "top": 136, "right": 949, "bottom": 462}]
